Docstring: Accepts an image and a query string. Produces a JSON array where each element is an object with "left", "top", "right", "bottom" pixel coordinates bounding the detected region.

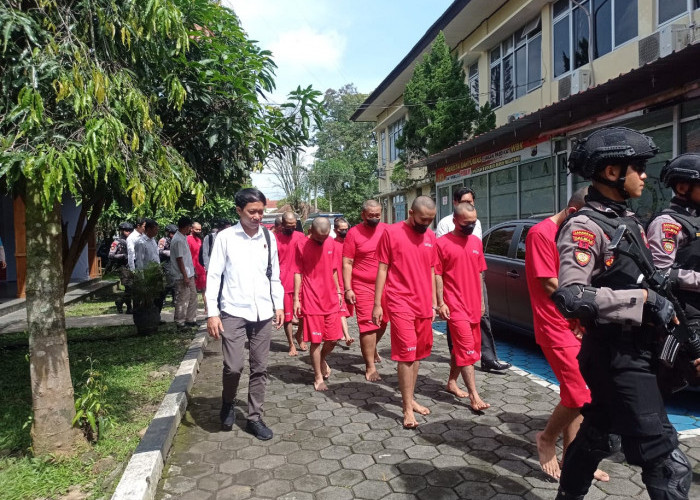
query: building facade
[{"left": 353, "top": 0, "right": 700, "bottom": 228}]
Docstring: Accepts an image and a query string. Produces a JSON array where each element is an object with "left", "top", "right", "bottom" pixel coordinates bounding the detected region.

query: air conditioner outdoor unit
[
  {"left": 507, "top": 112, "right": 525, "bottom": 123},
  {"left": 558, "top": 75, "right": 572, "bottom": 100},
  {"left": 570, "top": 69, "right": 591, "bottom": 95},
  {"left": 659, "top": 23, "right": 688, "bottom": 57}
]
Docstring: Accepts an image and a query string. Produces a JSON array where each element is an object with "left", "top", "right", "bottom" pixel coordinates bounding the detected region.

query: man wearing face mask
[
  {"left": 435, "top": 202, "right": 490, "bottom": 412},
  {"left": 275, "top": 211, "right": 307, "bottom": 356},
  {"left": 373, "top": 196, "right": 438, "bottom": 429},
  {"left": 343, "top": 200, "right": 388, "bottom": 382},
  {"left": 334, "top": 217, "right": 355, "bottom": 347},
  {"left": 294, "top": 217, "right": 343, "bottom": 391}
]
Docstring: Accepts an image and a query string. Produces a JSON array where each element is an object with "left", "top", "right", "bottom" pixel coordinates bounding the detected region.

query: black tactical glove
[{"left": 643, "top": 289, "right": 676, "bottom": 327}]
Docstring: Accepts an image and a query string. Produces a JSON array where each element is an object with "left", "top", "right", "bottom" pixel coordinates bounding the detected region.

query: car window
[
  {"left": 515, "top": 225, "right": 531, "bottom": 260},
  {"left": 484, "top": 226, "right": 515, "bottom": 257}
]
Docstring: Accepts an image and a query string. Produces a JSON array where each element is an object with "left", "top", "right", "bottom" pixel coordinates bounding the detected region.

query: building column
[{"left": 13, "top": 195, "right": 26, "bottom": 298}]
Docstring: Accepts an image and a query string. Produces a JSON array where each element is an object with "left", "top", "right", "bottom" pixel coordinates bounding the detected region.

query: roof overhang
[{"left": 417, "top": 42, "right": 700, "bottom": 171}]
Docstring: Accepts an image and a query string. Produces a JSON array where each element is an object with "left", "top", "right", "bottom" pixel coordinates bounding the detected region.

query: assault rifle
[{"left": 609, "top": 225, "right": 700, "bottom": 392}]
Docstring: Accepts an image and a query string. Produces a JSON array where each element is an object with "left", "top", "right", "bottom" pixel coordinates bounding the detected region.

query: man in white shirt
[
  {"left": 170, "top": 216, "right": 198, "bottom": 328},
  {"left": 127, "top": 218, "right": 146, "bottom": 271},
  {"left": 134, "top": 219, "right": 160, "bottom": 270},
  {"left": 435, "top": 187, "right": 511, "bottom": 400},
  {"left": 206, "top": 188, "right": 284, "bottom": 441}
]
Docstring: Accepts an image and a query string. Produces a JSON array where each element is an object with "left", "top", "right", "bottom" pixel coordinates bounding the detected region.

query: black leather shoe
[
  {"left": 220, "top": 401, "right": 235, "bottom": 431},
  {"left": 185, "top": 321, "right": 198, "bottom": 327},
  {"left": 245, "top": 419, "right": 273, "bottom": 441},
  {"left": 481, "top": 359, "right": 512, "bottom": 372}
]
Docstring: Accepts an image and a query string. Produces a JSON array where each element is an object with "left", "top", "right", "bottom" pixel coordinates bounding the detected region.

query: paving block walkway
[{"left": 157, "top": 318, "right": 700, "bottom": 500}]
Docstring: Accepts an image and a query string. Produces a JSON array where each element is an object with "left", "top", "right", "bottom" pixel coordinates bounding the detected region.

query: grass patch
[
  {"left": 64, "top": 289, "right": 175, "bottom": 317},
  {"left": 0, "top": 323, "right": 196, "bottom": 499}
]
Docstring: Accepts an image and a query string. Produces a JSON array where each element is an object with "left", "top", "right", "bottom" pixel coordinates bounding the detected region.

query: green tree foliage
[
  {"left": 312, "top": 85, "right": 378, "bottom": 223},
  {"left": 0, "top": 0, "right": 321, "bottom": 455},
  {"left": 392, "top": 32, "right": 495, "bottom": 187}
]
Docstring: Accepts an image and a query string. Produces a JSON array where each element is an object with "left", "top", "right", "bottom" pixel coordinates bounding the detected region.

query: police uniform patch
[
  {"left": 605, "top": 255, "right": 615, "bottom": 267},
  {"left": 662, "top": 238, "right": 675, "bottom": 254},
  {"left": 575, "top": 249, "right": 591, "bottom": 266},
  {"left": 572, "top": 229, "right": 595, "bottom": 249},
  {"left": 662, "top": 222, "right": 681, "bottom": 238}
]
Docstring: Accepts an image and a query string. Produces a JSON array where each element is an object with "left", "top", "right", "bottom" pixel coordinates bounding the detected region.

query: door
[
  {"left": 506, "top": 223, "right": 535, "bottom": 331},
  {"left": 483, "top": 225, "right": 517, "bottom": 323}
]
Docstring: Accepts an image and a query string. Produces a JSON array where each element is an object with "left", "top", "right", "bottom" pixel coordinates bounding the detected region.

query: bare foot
[
  {"left": 536, "top": 431, "right": 561, "bottom": 480},
  {"left": 403, "top": 410, "right": 419, "bottom": 429},
  {"left": 445, "top": 382, "right": 468, "bottom": 398},
  {"left": 288, "top": 346, "right": 298, "bottom": 356},
  {"left": 298, "top": 342, "right": 308, "bottom": 352},
  {"left": 365, "top": 367, "right": 381, "bottom": 382},
  {"left": 593, "top": 469, "right": 609, "bottom": 482},
  {"left": 322, "top": 361, "right": 332, "bottom": 380},
  {"left": 412, "top": 400, "right": 430, "bottom": 415},
  {"left": 314, "top": 379, "right": 328, "bottom": 391},
  {"left": 468, "top": 394, "right": 490, "bottom": 411}
]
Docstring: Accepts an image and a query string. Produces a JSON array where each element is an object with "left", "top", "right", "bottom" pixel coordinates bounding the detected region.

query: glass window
[
  {"left": 626, "top": 126, "right": 673, "bottom": 221},
  {"left": 503, "top": 54, "right": 514, "bottom": 105},
  {"left": 520, "top": 159, "right": 555, "bottom": 217},
  {"left": 516, "top": 225, "right": 531, "bottom": 260},
  {"left": 484, "top": 226, "right": 515, "bottom": 257},
  {"left": 469, "top": 63, "right": 479, "bottom": 103},
  {"left": 594, "top": 0, "right": 612, "bottom": 57},
  {"left": 393, "top": 194, "right": 406, "bottom": 223},
  {"left": 659, "top": 0, "right": 688, "bottom": 25},
  {"left": 681, "top": 98, "right": 700, "bottom": 119},
  {"left": 489, "top": 166, "right": 517, "bottom": 226},
  {"left": 527, "top": 35, "right": 542, "bottom": 91},
  {"left": 614, "top": 0, "right": 637, "bottom": 46},
  {"left": 438, "top": 185, "right": 451, "bottom": 220},
  {"left": 681, "top": 119, "right": 700, "bottom": 152},
  {"left": 515, "top": 46, "right": 527, "bottom": 99},
  {"left": 573, "top": 1, "right": 590, "bottom": 69},
  {"left": 490, "top": 63, "right": 501, "bottom": 108},
  {"left": 553, "top": 0, "right": 569, "bottom": 18},
  {"left": 553, "top": 17, "right": 571, "bottom": 77},
  {"left": 389, "top": 119, "right": 404, "bottom": 162},
  {"left": 380, "top": 131, "right": 387, "bottom": 166},
  {"left": 557, "top": 153, "right": 569, "bottom": 211}
]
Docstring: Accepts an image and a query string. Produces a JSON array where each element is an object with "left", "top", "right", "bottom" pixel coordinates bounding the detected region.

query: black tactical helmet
[
  {"left": 568, "top": 127, "right": 658, "bottom": 179},
  {"left": 118, "top": 222, "right": 134, "bottom": 231},
  {"left": 660, "top": 153, "right": 700, "bottom": 188},
  {"left": 165, "top": 224, "right": 178, "bottom": 234}
]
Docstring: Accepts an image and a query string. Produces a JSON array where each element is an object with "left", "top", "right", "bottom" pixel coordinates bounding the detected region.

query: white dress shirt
[
  {"left": 205, "top": 223, "right": 284, "bottom": 322},
  {"left": 126, "top": 230, "right": 141, "bottom": 270},
  {"left": 435, "top": 213, "right": 483, "bottom": 239},
  {"left": 134, "top": 234, "right": 160, "bottom": 270},
  {"left": 170, "top": 231, "right": 195, "bottom": 279}
]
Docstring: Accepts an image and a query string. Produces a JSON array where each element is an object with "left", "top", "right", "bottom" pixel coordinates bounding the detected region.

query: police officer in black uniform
[
  {"left": 647, "top": 154, "right": 700, "bottom": 390},
  {"left": 109, "top": 222, "right": 133, "bottom": 314},
  {"left": 552, "top": 127, "right": 692, "bottom": 499}
]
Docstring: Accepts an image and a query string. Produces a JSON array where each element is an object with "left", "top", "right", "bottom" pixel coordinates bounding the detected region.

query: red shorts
[
  {"left": 303, "top": 313, "right": 343, "bottom": 344},
  {"left": 541, "top": 345, "right": 591, "bottom": 409},
  {"left": 447, "top": 320, "right": 481, "bottom": 367},
  {"left": 354, "top": 285, "right": 387, "bottom": 334},
  {"left": 389, "top": 313, "right": 433, "bottom": 362},
  {"left": 284, "top": 292, "right": 294, "bottom": 323}
]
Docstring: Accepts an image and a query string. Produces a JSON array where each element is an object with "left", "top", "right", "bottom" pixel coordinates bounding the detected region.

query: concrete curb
[{"left": 111, "top": 327, "right": 209, "bottom": 500}]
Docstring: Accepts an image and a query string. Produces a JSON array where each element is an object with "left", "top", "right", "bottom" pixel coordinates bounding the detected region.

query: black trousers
[{"left": 559, "top": 328, "right": 678, "bottom": 496}]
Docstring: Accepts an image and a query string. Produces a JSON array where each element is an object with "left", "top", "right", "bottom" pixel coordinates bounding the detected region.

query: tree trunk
[{"left": 24, "top": 180, "right": 83, "bottom": 456}]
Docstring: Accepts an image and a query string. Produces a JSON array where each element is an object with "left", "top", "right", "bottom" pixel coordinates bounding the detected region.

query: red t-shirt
[
  {"left": 275, "top": 231, "right": 305, "bottom": 293},
  {"left": 435, "top": 232, "right": 487, "bottom": 323},
  {"left": 525, "top": 218, "right": 580, "bottom": 348},
  {"left": 295, "top": 237, "right": 339, "bottom": 315},
  {"left": 334, "top": 238, "right": 346, "bottom": 293},
  {"left": 343, "top": 222, "right": 388, "bottom": 288},
  {"left": 187, "top": 235, "right": 206, "bottom": 290},
  {"left": 376, "top": 221, "right": 437, "bottom": 317}
]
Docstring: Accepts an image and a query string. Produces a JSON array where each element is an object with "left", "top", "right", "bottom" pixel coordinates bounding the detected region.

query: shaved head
[
  {"left": 362, "top": 199, "right": 381, "bottom": 212},
  {"left": 411, "top": 196, "right": 436, "bottom": 211},
  {"left": 311, "top": 217, "right": 331, "bottom": 235},
  {"left": 282, "top": 211, "right": 296, "bottom": 223},
  {"left": 453, "top": 202, "right": 476, "bottom": 217}
]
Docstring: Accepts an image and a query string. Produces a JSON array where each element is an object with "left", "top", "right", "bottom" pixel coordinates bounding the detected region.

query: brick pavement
[{"left": 156, "top": 318, "right": 700, "bottom": 500}]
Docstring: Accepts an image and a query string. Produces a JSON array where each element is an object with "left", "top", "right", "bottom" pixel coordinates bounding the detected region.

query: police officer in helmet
[
  {"left": 647, "top": 153, "right": 700, "bottom": 387},
  {"left": 552, "top": 127, "right": 693, "bottom": 499},
  {"left": 109, "top": 222, "right": 134, "bottom": 314}
]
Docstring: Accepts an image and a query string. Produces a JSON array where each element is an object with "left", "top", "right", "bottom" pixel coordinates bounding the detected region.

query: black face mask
[
  {"left": 282, "top": 228, "right": 295, "bottom": 236},
  {"left": 337, "top": 230, "right": 348, "bottom": 238},
  {"left": 366, "top": 218, "right": 380, "bottom": 227},
  {"left": 459, "top": 223, "right": 476, "bottom": 235},
  {"left": 412, "top": 222, "right": 430, "bottom": 234}
]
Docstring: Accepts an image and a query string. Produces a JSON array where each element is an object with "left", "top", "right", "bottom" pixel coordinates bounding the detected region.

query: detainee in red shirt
[
  {"left": 435, "top": 203, "right": 490, "bottom": 412},
  {"left": 275, "top": 211, "right": 307, "bottom": 356},
  {"left": 374, "top": 196, "right": 438, "bottom": 429},
  {"left": 333, "top": 217, "right": 355, "bottom": 347},
  {"left": 343, "top": 200, "right": 388, "bottom": 381},
  {"left": 525, "top": 187, "right": 609, "bottom": 483},
  {"left": 294, "top": 217, "right": 343, "bottom": 391}
]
